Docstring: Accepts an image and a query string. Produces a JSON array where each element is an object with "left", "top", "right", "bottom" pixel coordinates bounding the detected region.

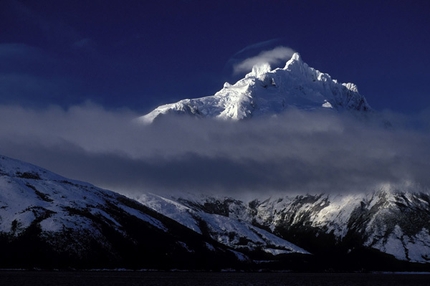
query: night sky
[
  {"left": 1, "top": 0, "right": 430, "bottom": 197},
  {"left": 1, "top": 0, "right": 429, "bottom": 113}
]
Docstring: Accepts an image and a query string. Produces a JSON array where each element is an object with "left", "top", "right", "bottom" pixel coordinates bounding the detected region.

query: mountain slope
[
  {"left": 0, "top": 155, "right": 309, "bottom": 269},
  {"left": 139, "top": 53, "right": 371, "bottom": 123},
  {"left": 0, "top": 156, "right": 239, "bottom": 269},
  {"left": 173, "top": 190, "right": 430, "bottom": 268},
  {"left": 2, "top": 155, "right": 429, "bottom": 271},
  {"left": 136, "top": 193, "right": 309, "bottom": 257}
]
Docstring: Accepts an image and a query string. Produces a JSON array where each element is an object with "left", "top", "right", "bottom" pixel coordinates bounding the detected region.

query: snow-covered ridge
[
  {"left": 173, "top": 190, "right": 430, "bottom": 264},
  {"left": 137, "top": 193, "right": 309, "bottom": 255},
  {"left": 0, "top": 155, "right": 311, "bottom": 268},
  {"left": 0, "top": 155, "right": 167, "bottom": 236},
  {"left": 2, "top": 154, "right": 430, "bottom": 268},
  {"left": 139, "top": 53, "right": 371, "bottom": 123}
]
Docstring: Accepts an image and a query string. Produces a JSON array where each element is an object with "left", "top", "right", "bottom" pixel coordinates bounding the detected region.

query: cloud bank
[
  {"left": 233, "top": 46, "right": 296, "bottom": 74},
  {"left": 1, "top": 103, "right": 429, "bottom": 198}
]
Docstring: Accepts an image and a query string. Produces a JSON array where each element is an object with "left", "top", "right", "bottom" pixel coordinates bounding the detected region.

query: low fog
[{"left": 1, "top": 103, "right": 430, "bottom": 198}]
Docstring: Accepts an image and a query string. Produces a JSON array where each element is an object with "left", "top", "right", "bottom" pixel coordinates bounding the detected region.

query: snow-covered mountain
[
  {"left": 170, "top": 189, "right": 430, "bottom": 267},
  {"left": 2, "top": 155, "right": 429, "bottom": 271},
  {"left": 136, "top": 193, "right": 309, "bottom": 257},
  {"left": 139, "top": 53, "right": 371, "bottom": 123},
  {"left": 0, "top": 155, "right": 308, "bottom": 269}
]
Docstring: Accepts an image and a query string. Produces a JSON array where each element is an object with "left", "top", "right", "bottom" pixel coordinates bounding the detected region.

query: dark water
[{"left": 0, "top": 271, "right": 429, "bottom": 286}]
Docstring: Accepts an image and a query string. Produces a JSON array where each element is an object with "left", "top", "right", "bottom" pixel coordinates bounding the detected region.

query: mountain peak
[
  {"left": 283, "top": 52, "right": 303, "bottom": 69},
  {"left": 290, "top": 52, "right": 302, "bottom": 62},
  {"left": 283, "top": 52, "right": 311, "bottom": 76},
  {"left": 139, "top": 53, "right": 371, "bottom": 123}
]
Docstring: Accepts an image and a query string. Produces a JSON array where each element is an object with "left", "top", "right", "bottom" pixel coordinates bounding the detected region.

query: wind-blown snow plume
[{"left": 233, "top": 46, "right": 295, "bottom": 74}]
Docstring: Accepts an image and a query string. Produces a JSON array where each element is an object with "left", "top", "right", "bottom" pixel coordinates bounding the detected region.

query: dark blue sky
[
  {"left": 1, "top": 0, "right": 429, "bottom": 114},
  {"left": 1, "top": 0, "right": 430, "bottom": 196}
]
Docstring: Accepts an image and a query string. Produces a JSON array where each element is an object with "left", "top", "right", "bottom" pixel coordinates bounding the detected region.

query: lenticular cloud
[{"left": 233, "top": 46, "right": 295, "bottom": 74}]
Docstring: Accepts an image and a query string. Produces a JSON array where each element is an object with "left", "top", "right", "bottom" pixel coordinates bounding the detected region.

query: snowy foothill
[{"left": 136, "top": 193, "right": 309, "bottom": 255}]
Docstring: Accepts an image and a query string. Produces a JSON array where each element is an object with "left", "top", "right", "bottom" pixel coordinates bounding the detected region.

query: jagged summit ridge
[{"left": 139, "top": 53, "right": 371, "bottom": 123}]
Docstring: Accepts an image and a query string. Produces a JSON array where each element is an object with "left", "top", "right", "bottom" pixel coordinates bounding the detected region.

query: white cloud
[
  {"left": 0, "top": 103, "right": 429, "bottom": 198},
  {"left": 233, "top": 46, "right": 296, "bottom": 74}
]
